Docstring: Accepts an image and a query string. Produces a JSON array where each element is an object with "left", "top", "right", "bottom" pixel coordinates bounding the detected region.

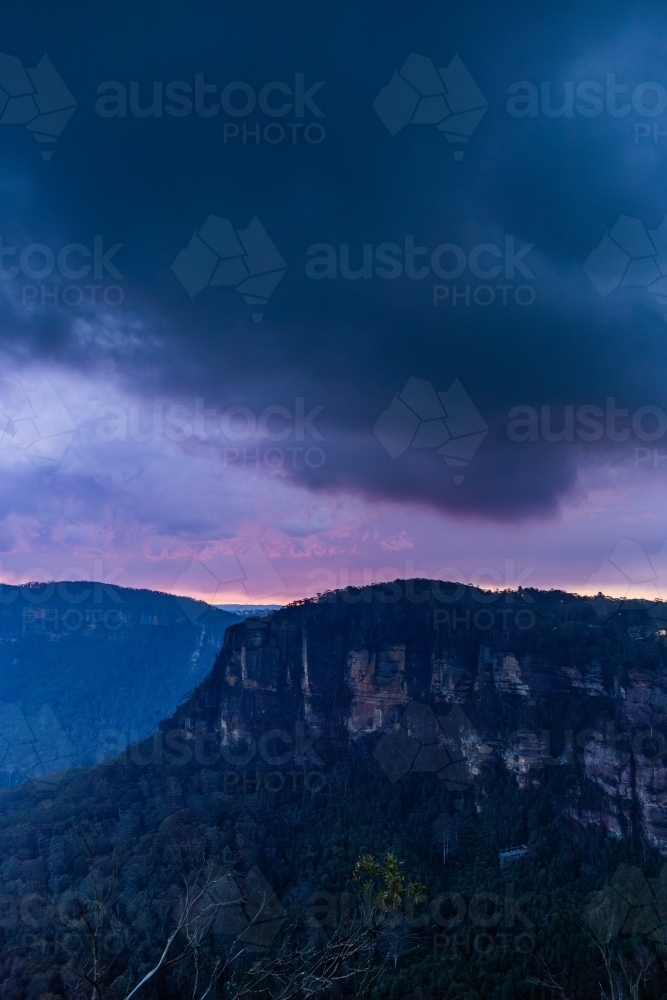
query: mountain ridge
[
  {"left": 175, "top": 579, "right": 667, "bottom": 852},
  {"left": 0, "top": 582, "right": 241, "bottom": 785}
]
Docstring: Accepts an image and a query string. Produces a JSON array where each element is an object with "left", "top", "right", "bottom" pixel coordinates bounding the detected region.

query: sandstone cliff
[{"left": 176, "top": 581, "right": 667, "bottom": 852}]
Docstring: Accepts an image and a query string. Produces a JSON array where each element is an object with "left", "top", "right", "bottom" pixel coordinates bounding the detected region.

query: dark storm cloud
[{"left": 1, "top": 0, "right": 667, "bottom": 520}]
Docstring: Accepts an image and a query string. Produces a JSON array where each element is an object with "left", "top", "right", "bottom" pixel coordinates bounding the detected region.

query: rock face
[{"left": 178, "top": 581, "right": 667, "bottom": 853}]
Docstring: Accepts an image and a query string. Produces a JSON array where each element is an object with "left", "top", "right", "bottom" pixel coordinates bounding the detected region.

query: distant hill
[{"left": 0, "top": 582, "right": 240, "bottom": 785}]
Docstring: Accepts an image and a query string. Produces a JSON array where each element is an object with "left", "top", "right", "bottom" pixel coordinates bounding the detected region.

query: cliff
[{"left": 177, "top": 580, "right": 667, "bottom": 852}]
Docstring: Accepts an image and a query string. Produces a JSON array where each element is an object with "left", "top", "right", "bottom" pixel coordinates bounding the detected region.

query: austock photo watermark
[
  {"left": 507, "top": 396, "right": 667, "bottom": 477},
  {"left": 95, "top": 395, "right": 326, "bottom": 470},
  {"left": 373, "top": 52, "right": 488, "bottom": 160},
  {"left": 172, "top": 213, "right": 287, "bottom": 322},
  {"left": 306, "top": 558, "right": 537, "bottom": 630},
  {"left": 506, "top": 398, "right": 667, "bottom": 444},
  {"left": 0, "top": 541, "right": 288, "bottom": 621},
  {"left": 4, "top": 48, "right": 667, "bottom": 164},
  {"left": 0, "top": 860, "right": 286, "bottom": 956},
  {"left": 8, "top": 877, "right": 544, "bottom": 968},
  {"left": 173, "top": 219, "right": 537, "bottom": 322},
  {"left": 585, "top": 862, "right": 667, "bottom": 962},
  {"left": 0, "top": 374, "right": 328, "bottom": 480},
  {"left": 11, "top": 210, "right": 667, "bottom": 327},
  {"left": 96, "top": 720, "right": 328, "bottom": 797},
  {"left": 171, "top": 214, "right": 537, "bottom": 324},
  {"left": 0, "top": 864, "right": 542, "bottom": 963},
  {"left": 305, "top": 234, "right": 536, "bottom": 309},
  {"left": 585, "top": 537, "right": 667, "bottom": 610},
  {"left": 506, "top": 73, "right": 667, "bottom": 143},
  {"left": 20, "top": 604, "right": 173, "bottom": 635},
  {"left": 3, "top": 861, "right": 665, "bottom": 974},
  {"left": 0, "top": 564, "right": 124, "bottom": 606},
  {"left": 0, "top": 234, "right": 125, "bottom": 308},
  {"left": 374, "top": 54, "right": 667, "bottom": 158},
  {"left": 373, "top": 376, "right": 488, "bottom": 485},
  {"left": 173, "top": 541, "right": 287, "bottom": 611},
  {"left": 95, "top": 72, "right": 326, "bottom": 145},
  {"left": 0, "top": 52, "right": 76, "bottom": 160},
  {"left": 430, "top": 884, "right": 538, "bottom": 959},
  {"left": 371, "top": 702, "right": 474, "bottom": 787},
  {"left": 367, "top": 698, "right": 667, "bottom": 790},
  {"left": 372, "top": 375, "right": 667, "bottom": 487},
  {"left": 0, "top": 54, "right": 327, "bottom": 160},
  {"left": 583, "top": 213, "right": 667, "bottom": 318},
  {"left": 0, "top": 700, "right": 76, "bottom": 789},
  {"left": 306, "top": 880, "right": 539, "bottom": 959},
  {"left": 0, "top": 375, "right": 76, "bottom": 475}
]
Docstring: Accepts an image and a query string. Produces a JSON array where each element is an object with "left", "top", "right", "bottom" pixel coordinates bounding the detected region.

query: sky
[{"left": 0, "top": 1, "right": 667, "bottom": 604}]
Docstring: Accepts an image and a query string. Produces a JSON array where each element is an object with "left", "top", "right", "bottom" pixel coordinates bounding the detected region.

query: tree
[
  {"left": 62, "top": 840, "right": 423, "bottom": 1000},
  {"left": 232, "top": 853, "right": 425, "bottom": 1000},
  {"left": 617, "top": 943, "right": 654, "bottom": 1000},
  {"left": 60, "top": 831, "right": 252, "bottom": 1000},
  {"left": 60, "top": 827, "right": 125, "bottom": 1000},
  {"left": 585, "top": 896, "right": 624, "bottom": 1000},
  {"left": 120, "top": 858, "right": 240, "bottom": 1000}
]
